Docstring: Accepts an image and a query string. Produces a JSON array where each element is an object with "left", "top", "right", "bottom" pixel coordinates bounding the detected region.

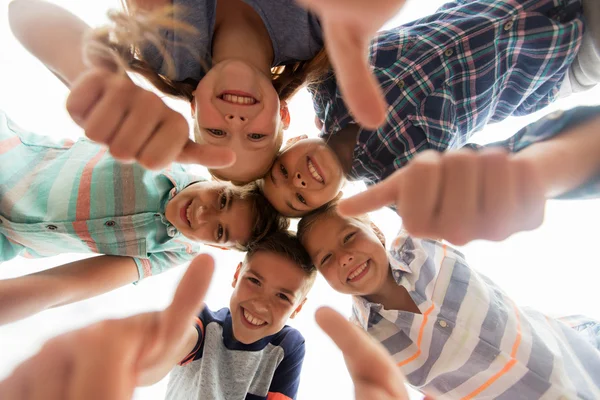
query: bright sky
[{"left": 1, "top": 1, "right": 599, "bottom": 399}]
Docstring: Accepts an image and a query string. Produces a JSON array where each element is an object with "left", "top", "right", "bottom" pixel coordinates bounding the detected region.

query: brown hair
[
  {"left": 233, "top": 182, "right": 290, "bottom": 251},
  {"left": 85, "top": 4, "right": 331, "bottom": 104},
  {"left": 244, "top": 230, "right": 316, "bottom": 289},
  {"left": 297, "top": 202, "right": 386, "bottom": 248}
]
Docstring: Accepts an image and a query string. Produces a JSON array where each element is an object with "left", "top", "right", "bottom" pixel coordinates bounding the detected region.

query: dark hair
[
  {"left": 245, "top": 230, "right": 316, "bottom": 281},
  {"left": 235, "top": 182, "right": 291, "bottom": 251}
]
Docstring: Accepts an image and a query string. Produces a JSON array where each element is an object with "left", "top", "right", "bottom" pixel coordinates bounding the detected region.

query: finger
[
  {"left": 512, "top": 157, "right": 546, "bottom": 232},
  {"left": 176, "top": 140, "right": 237, "bottom": 168},
  {"left": 161, "top": 254, "right": 215, "bottom": 345},
  {"left": 109, "top": 93, "right": 164, "bottom": 162},
  {"left": 66, "top": 70, "right": 107, "bottom": 126},
  {"left": 82, "top": 86, "right": 130, "bottom": 145},
  {"left": 338, "top": 171, "right": 400, "bottom": 216},
  {"left": 480, "top": 149, "right": 514, "bottom": 241},
  {"left": 322, "top": 23, "right": 387, "bottom": 129},
  {"left": 137, "top": 117, "right": 189, "bottom": 170},
  {"left": 435, "top": 150, "right": 479, "bottom": 245},
  {"left": 396, "top": 151, "right": 442, "bottom": 237},
  {"left": 316, "top": 307, "right": 408, "bottom": 397},
  {"left": 27, "top": 341, "right": 71, "bottom": 400},
  {"left": 0, "top": 362, "right": 30, "bottom": 400}
]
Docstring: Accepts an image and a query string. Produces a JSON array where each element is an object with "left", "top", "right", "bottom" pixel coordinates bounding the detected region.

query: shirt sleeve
[
  {"left": 132, "top": 247, "right": 199, "bottom": 282},
  {"left": 465, "top": 105, "right": 600, "bottom": 200},
  {"left": 179, "top": 314, "right": 206, "bottom": 366},
  {"left": 265, "top": 337, "right": 306, "bottom": 400}
]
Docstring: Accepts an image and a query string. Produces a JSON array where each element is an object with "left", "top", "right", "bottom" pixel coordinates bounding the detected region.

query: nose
[
  {"left": 340, "top": 253, "right": 354, "bottom": 268},
  {"left": 225, "top": 114, "right": 248, "bottom": 125},
  {"left": 292, "top": 172, "right": 307, "bottom": 188},
  {"left": 249, "top": 299, "right": 269, "bottom": 314},
  {"left": 195, "top": 205, "right": 214, "bottom": 223}
]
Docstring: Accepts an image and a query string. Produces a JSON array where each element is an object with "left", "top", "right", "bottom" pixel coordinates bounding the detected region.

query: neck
[
  {"left": 365, "top": 267, "right": 420, "bottom": 313},
  {"left": 212, "top": 0, "right": 273, "bottom": 75},
  {"left": 325, "top": 124, "right": 360, "bottom": 176}
]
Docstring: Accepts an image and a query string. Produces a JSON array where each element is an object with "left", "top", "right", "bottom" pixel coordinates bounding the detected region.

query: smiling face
[
  {"left": 229, "top": 251, "right": 309, "bottom": 344},
  {"left": 300, "top": 212, "right": 389, "bottom": 296},
  {"left": 193, "top": 59, "right": 288, "bottom": 183},
  {"left": 165, "top": 181, "right": 254, "bottom": 247},
  {"left": 261, "top": 138, "right": 344, "bottom": 217}
]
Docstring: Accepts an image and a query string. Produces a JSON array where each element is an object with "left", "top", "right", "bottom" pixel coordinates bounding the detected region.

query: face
[
  {"left": 165, "top": 181, "right": 253, "bottom": 247},
  {"left": 261, "top": 138, "right": 344, "bottom": 217},
  {"left": 193, "top": 60, "right": 289, "bottom": 183},
  {"left": 301, "top": 213, "right": 388, "bottom": 296},
  {"left": 230, "top": 251, "right": 308, "bottom": 344}
]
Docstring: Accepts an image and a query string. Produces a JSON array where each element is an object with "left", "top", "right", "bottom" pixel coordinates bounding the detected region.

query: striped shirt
[
  {"left": 310, "top": 0, "right": 585, "bottom": 185},
  {"left": 352, "top": 232, "right": 600, "bottom": 399},
  {"left": 0, "top": 111, "right": 202, "bottom": 280}
]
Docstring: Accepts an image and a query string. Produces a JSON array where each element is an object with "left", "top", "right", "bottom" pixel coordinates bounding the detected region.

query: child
[
  {"left": 262, "top": 0, "right": 597, "bottom": 217},
  {"left": 0, "top": 254, "right": 410, "bottom": 400},
  {"left": 0, "top": 110, "right": 287, "bottom": 325},
  {"left": 297, "top": 204, "right": 600, "bottom": 399},
  {"left": 9, "top": 0, "right": 330, "bottom": 183}
]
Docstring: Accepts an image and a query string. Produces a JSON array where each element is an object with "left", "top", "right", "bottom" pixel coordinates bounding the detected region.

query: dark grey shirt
[{"left": 143, "top": 0, "right": 323, "bottom": 82}]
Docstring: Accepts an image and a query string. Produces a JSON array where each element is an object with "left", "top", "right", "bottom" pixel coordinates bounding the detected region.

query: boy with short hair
[
  {"left": 166, "top": 230, "right": 316, "bottom": 400},
  {"left": 298, "top": 204, "right": 600, "bottom": 399}
]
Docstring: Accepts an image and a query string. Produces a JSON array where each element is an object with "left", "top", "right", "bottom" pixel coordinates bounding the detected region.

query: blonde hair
[{"left": 85, "top": 5, "right": 331, "bottom": 104}]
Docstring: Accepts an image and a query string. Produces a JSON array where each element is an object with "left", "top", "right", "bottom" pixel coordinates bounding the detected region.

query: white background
[{"left": 1, "top": 1, "right": 599, "bottom": 399}]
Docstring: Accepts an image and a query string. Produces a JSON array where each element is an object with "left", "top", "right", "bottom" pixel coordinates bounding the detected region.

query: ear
[
  {"left": 280, "top": 101, "right": 291, "bottom": 130},
  {"left": 232, "top": 262, "right": 242, "bottom": 288},
  {"left": 290, "top": 297, "right": 307, "bottom": 319},
  {"left": 285, "top": 134, "right": 308, "bottom": 147}
]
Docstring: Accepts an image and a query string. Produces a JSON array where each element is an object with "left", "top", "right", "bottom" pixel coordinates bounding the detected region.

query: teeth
[
  {"left": 185, "top": 204, "right": 191, "bottom": 226},
  {"left": 222, "top": 94, "right": 256, "bottom": 105},
  {"left": 243, "top": 309, "right": 266, "bottom": 326},
  {"left": 307, "top": 159, "right": 324, "bottom": 183},
  {"left": 348, "top": 261, "right": 368, "bottom": 281}
]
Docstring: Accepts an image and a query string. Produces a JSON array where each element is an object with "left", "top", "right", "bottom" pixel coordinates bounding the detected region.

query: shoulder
[{"left": 270, "top": 325, "right": 305, "bottom": 355}]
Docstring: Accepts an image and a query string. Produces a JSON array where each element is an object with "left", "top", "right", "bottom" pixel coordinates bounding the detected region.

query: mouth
[
  {"left": 347, "top": 260, "right": 370, "bottom": 283},
  {"left": 181, "top": 200, "right": 192, "bottom": 227},
  {"left": 307, "top": 156, "right": 325, "bottom": 184},
  {"left": 218, "top": 91, "right": 258, "bottom": 106},
  {"left": 240, "top": 307, "right": 268, "bottom": 329}
]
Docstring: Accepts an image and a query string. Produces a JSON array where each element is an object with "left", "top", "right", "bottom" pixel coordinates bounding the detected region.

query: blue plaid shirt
[{"left": 310, "top": 0, "right": 587, "bottom": 185}]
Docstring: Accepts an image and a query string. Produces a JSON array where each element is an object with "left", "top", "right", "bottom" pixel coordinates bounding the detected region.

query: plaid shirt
[
  {"left": 0, "top": 111, "right": 202, "bottom": 280},
  {"left": 310, "top": 0, "right": 585, "bottom": 185},
  {"left": 352, "top": 231, "right": 600, "bottom": 399}
]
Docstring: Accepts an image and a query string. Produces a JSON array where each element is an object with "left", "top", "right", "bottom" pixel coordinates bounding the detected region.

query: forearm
[
  {"left": 8, "top": 0, "right": 91, "bottom": 87},
  {"left": 0, "top": 255, "right": 138, "bottom": 325},
  {"left": 513, "top": 115, "right": 600, "bottom": 198}
]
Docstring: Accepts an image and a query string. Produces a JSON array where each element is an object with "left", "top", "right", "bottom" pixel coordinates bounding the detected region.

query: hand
[
  {"left": 66, "top": 68, "right": 236, "bottom": 170},
  {"left": 0, "top": 254, "right": 215, "bottom": 400},
  {"left": 316, "top": 307, "right": 411, "bottom": 400},
  {"left": 338, "top": 149, "right": 546, "bottom": 245},
  {"left": 297, "top": 0, "right": 406, "bottom": 129}
]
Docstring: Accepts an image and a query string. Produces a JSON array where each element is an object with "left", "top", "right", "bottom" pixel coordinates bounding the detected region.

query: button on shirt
[
  {"left": 309, "top": 0, "right": 585, "bottom": 185},
  {"left": 352, "top": 232, "right": 600, "bottom": 399},
  {"left": 0, "top": 111, "right": 202, "bottom": 280}
]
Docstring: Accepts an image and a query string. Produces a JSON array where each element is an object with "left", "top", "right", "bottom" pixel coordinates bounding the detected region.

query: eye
[
  {"left": 208, "top": 129, "right": 226, "bottom": 137},
  {"left": 343, "top": 232, "right": 356, "bottom": 243},
  {"left": 248, "top": 133, "right": 266, "bottom": 141},
  {"left": 279, "top": 163, "right": 288, "bottom": 179},
  {"left": 277, "top": 293, "right": 291, "bottom": 303},
  {"left": 219, "top": 192, "right": 227, "bottom": 210},
  {"left": 216, "top": 224, "right": 224, "bottom": 241},
  {"left": 320, "top": 253, "right": 332, "bottom": 266},
  {"left": 248, "top": 277, "right": 260, "bottom": 285},
  {"left": 297, "top": 193, "right": 307, "bottom": 205}
]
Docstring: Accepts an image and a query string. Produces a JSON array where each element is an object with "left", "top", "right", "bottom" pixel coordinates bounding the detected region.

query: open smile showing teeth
[
  {"left": 243, "top": 308, "right": 267, "bottom": 327},
  {"left": 220, "top": 93, "right": 257, "bottom": 105},
  {"left": 185, "top": 202, "right": 192, "bottom": 227},
  {"left": 347, "top": 261, "right": 369, "bottom": 282},
  {"left": 307, "top": 157, "right": 324, "bottom": 183}
]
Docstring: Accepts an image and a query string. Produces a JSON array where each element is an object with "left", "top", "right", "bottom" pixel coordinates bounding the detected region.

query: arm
[
  {"left": 8, "top": 0, "right": 91, "bottom": 87},
  {"left": 0, "top": 255, "right": 138, "bottom": 325},
  {"left": 0, "top": 255, "right": 214, "bottom": 398}
]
